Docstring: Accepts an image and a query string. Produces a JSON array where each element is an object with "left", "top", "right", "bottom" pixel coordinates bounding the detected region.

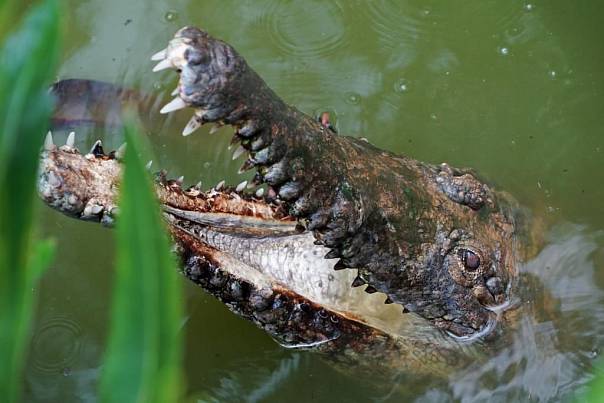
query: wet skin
[{"left": 38, "top": 27, "right": 524, "bottom": 375}]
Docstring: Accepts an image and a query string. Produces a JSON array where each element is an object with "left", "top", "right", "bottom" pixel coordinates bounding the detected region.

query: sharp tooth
[
  {"left": 235, "top": 180, "right": 247, "bottom": 192},
  {"left": 215, "top": 180, "right": 225, "bottom": 190},
  {"left": 238, "top": 159, "right": 255, "bottom": 174},
  {"left": 232, "top": 145, "right": 246, "bottom": 160},
  {"left": 90, "top": 140, "right": 104, "bottom": 156},
  {"left": 151, "top": 48, "right": 168, "bottom": 61},
  {"left": 66, "top": 131, "right": 75, "bottom": 148},
  {"left": 182, "top": 116, "right": 201, "bottom": 136},
  {"left": 115, "top": 143, "right": 127, "bottom": 159},
  {"left": 209, "top": 124, "right": 222, "bottom": 135},
  {"left": 194, "top": 181, "right": 203, "bottom": 190},
  {"left": 176, "top": 176, "right": 184, "bottom": 185},
  {"left": 44, "top": 131, "right": 55, "bottom": 150},
  {"left": 146, "top": 160, "right": 153, "bottom": 170},
  {"left": 255, "top": 188, "right": 265, "bottom": 198},
  {"left": 171, "top": 87, "right": 179, "bottom": 96},
  {"left": 91, "top": 205, "right": 103, "bottom": 214},
  {"left": 152, "top": 58, "right": 173, "bottom": 72},
  {"left": 160, "top": 97, "right": 187, "bottom": 114}
]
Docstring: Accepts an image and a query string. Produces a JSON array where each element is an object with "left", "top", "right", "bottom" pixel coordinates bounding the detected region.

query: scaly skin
[
  {"left": 153, "top": 27, "right": 519, "bottom": 337},
  {"left": 38, "top": 26, "right": 524, "bottom": 374}
]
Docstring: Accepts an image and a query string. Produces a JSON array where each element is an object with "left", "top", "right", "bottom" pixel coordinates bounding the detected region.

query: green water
[{"left": 22, "top": 0, "right": 604, "bottom": 401}]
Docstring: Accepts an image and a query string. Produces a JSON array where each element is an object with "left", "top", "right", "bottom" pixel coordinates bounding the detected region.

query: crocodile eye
[{"left": 459, "top": 249, "right": 480, "bottom": 271}]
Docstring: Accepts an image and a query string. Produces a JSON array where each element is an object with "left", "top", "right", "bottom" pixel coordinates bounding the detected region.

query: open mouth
[
  {"left": 38, "top": 131, "right": 423, "bottom": 354},
  {"left": 40, "top": 25, "right": 518, "bottom": 353}
]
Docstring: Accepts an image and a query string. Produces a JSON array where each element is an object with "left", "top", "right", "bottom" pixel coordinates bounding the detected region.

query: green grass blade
[
  {"left": 0, "top": 1, "right": 59, "bottom": 401},
  {"left": 100, "top": 124, "right": 183, "bottom": 403}
]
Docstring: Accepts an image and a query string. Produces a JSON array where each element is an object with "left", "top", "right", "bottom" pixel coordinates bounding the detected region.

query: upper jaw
[{"left": 152, "top": 26, "right": 258, "bottom": 126}]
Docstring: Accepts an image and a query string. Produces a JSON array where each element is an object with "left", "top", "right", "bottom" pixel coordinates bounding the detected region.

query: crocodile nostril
[
  {"left": 486, "top": 276, "right": 503, "bottom": 295},
  {"left": 473, "top": 285, "right": 495, "bottom": 306}
]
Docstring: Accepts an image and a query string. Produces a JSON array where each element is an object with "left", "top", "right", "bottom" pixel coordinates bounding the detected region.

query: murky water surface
[{"left": 17, "top": 0, "right": 604, "bottom": 401}]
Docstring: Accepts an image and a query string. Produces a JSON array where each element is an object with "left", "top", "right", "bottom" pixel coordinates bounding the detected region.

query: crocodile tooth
[
  {"left": 238, "top": 159, "right": 255, "bottom": 174},
  {"left": 66, "top": 131, "right": 75, "bottom": 148},
  {"left": 235, "top": 180, "right": 247, "bottom": 192},
  {"left": 384, "top": 297, "right": 394, "bottom": 304},
  {"left": 228, "top": 133, "right": 239, "bottom": 150},
  {"left": 232, "top": 145, "right": 246, "bottom": 160},
  {"left": 194, "top": 181, "right": 203, "bottom": 190},
  {"left": 176, "top": 176, "right": 184, "bottom": 185},
  {"left": 152, "top": 58, "right": 173, "bottom": 72},
  {"left": 90, "top": 140, "right": 104, "bottom": 156},
  {"left": 171, "top": 87, "right": 179, "bottom": 96},
  {"left": 146, "top": 160, "right": 153, "bottom": 170},
  {"left": 91, "top": 204, "right": 103, "bottom": 214},
  {"left": 364, "top": 285, "right": 377, "bottom": 294},
  {"left": 255, "top": 188, "right": 265, "bottom": 197},
  {"left": 351, "top": 276, "right": 365, "bottom": 287},
  {"left": 150, "top": 48, "right": 168, "bottom": 61},
  {"left": 209, "top": 124, "right": 222, "bottom": 135},
  {"left": 215, "top": 180, "right": 225, "bottom": 190},
  {"left": 182, "top": 115, "right": 201, "bottom": 136},
  {"left": 44, "top": 131, "right": 55, "bottom": 150},
  {"left": 324, "top": 249, "right": 339, "bottom": 259},
  {"left": 160, "top": 97, "right": 187, "bottom": 114},
  {"left": 333, "top": 261, "right": 347, "bottom": 271},
  {"left": 115, "top": 143, "right": 127, "bottom": 160}
]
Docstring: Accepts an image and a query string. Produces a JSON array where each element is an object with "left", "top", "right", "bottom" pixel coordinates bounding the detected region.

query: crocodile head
[{"left": 39, "top": 26, "right": 519, "bottom": 372}]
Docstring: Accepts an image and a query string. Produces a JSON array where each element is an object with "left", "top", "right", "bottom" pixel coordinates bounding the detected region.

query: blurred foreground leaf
[
  {"left": 0, "top": 0, "right": 59, "bottom": 401},
  {"left": 100, "top": 124, "right": 183, "bottom": 402}
]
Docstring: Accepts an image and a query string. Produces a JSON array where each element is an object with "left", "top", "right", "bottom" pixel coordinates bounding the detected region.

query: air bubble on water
[
  {"left": 345, "top": 92, "right": 360, "bottom": 105},
  {"left": 393, "top": 79, "right": 409, "bottom": 93},
  {"left": 499, "top": 47, "right": 509, "bottom": 56},
  {"left": 430, "top": 113, "right": 438, "bottom": 121},
  {"left": 549, "top": 70, "right": 557, "bottom": 79},
  {"left": 203, "top": 161, "right": 212, "bottom": 169},
  {"left": 164, "top": 11, "right": 178, "bottom": 22},
  {"left": 524, "top": 4, "right": 534, "bottom": 11}
]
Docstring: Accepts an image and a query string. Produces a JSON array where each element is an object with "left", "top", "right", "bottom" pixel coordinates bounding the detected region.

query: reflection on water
[{"left": 20, "top": 0, "right": 604, "bottom": 401}]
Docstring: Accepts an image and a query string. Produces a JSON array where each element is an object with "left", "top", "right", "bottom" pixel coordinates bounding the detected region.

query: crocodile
[{"left": 38, "top": 27, "right": 526, "bottom": 376}]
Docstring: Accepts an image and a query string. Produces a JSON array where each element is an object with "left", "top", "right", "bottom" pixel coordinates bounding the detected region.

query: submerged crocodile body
[{"left": 38, "top": 27, "right": 525, "bottom": 375}]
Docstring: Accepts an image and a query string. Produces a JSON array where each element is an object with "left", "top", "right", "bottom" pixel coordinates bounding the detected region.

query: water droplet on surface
[
  {"left": 549, "top": 70, "right": 557, "bottom": 79},
  {"left": 499, "top": 47, "right": 509, "bottom": 56},
  {"left": 430, "top": 113, "right": 438, "bottom": 121},
  {"left": 524, "top": 3, "right": 534, "bottom": 11},
  {"left": 393, "top": 79, "right": 409, "bottom": 93},
  {"left": 164, "top": 11, "right": 178, "bottom": 22},
  {"left": 345, "top": 92, "right": 360, "bottom": 105},
  {"left": 203, "top": 161, "right": 212, "bottom": 169}
]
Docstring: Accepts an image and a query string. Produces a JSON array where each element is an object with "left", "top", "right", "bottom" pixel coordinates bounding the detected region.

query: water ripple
[
  {"left": 31, "top": 316, "right": 82, "bottom": 374},
  {"left": 259, "top": 0, "right": 349, "bottom": 58}
]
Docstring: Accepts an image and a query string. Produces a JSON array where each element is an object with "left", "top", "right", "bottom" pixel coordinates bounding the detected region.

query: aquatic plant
[
  {"left": 0, "top": 1, "right": 59, "bottom": 401},
  {"left": 0, "top": 1, "right": 182, "bottom": 401},
  {"left": 99, "top": 123, "right": 183, "bottom": 402}
]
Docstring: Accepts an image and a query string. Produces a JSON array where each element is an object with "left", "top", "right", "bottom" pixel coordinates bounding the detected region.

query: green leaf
[
  {"left": 0, "top": 0, "right": 59, "bottom": 401},
  {"left": 100, "top": 123, "right": 183, "bottom": 403}
]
